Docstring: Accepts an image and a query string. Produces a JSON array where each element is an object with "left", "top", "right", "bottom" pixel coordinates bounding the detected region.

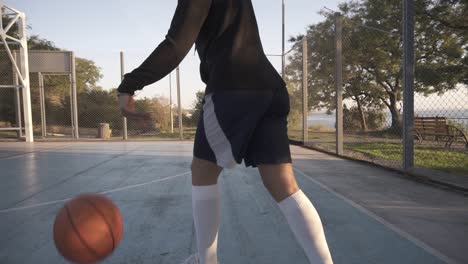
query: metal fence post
[
  {"left": 120, "top": 51, "right": 128, "bottom": 140},
  {"left": 402, "top": 0, "right": 415, "bottom": 171},
  {"left": 70, "top": 52, "right": 79, "bottom": 139},
  {"left": 281, "top": 0, "right": 286, "bottom": 78},
  {"left": 176, "top": 66, "right": 183, "bottom": 140},
  {"left": 302, "top": 37, "right": 308, "bottom": 144},
  {"left": 335, "top": 12, "right": 344, "bottom": 155},
  {"left": 169, "top": 73, "right": 174, "bottom": 134},
  {"left": 38, "top": 72, "right": 46, "bottom": 137}
]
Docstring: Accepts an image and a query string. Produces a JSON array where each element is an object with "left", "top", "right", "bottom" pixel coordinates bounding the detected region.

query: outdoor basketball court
[{"left": 0, "top": 141, "right": 466, "bottom": 264}]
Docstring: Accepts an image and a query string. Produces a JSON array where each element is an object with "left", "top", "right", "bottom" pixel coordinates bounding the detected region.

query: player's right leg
[
  {"left": 259, "top": 163, "right": 334, "bottom": 264},
  {"left": 245, "top": 86, "right": 333, "bottom": 263}
]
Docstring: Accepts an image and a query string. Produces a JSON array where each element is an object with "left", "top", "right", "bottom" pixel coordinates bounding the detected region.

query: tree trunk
[
  {"left": 388, "top": 92, "right": 402, "bottom": 133},
  {"left": 356, "top": 97, "right": 368, "bottom": 131}
]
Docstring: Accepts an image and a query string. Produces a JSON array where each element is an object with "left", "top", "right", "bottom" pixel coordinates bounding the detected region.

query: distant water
[
  {"left": 308, "top": 109, "right": 468, "bottom": 129},
  {"left": 307, "top": 113, "right": 336, "bottom": 129}
]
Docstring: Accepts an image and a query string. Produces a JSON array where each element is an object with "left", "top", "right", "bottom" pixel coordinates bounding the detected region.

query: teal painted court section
[{"left": 0, "top": 142, "right": 465, "bottom": 263}]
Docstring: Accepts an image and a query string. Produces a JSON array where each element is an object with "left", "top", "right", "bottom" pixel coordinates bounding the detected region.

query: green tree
[
  {"left": 286, "top": 0, "right": 467, "bottom": 132},
  {"left": 343, "top": 104, "right": 386, "bottom": 132},
  {"left": 75, "top": 58, "right": 103, "bottom": 93},
  {"left": 75, "top": 89, "right": 121, "bottom": 129},
  {"left": 134, "top": 96, "right": 171, "bottom": 131},
  {"left": 284, "top": 78, "right": 303, "bottom": 130},
  {"left": 191, "top": 90, "right": 204, "bottom": 123},
  {"left": 150, "top": 96, "right": 171, "bottom": 131},
  {"left": 419, "top": 0, "right": 468, "bottom": 31},
  {"left": 28, "top": 35, "right": 60, "bottom": 50}
]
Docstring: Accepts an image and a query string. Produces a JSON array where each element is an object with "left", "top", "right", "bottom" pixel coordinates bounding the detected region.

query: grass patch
[
  {"left": 358, "top": 129, "right": 401, "bottom": 139},
  {"left": 288, "top": 129, "right": 335, "bottom": 142},
  {"left": 346, "top": 142, "right": 468, "bottom": 176}
]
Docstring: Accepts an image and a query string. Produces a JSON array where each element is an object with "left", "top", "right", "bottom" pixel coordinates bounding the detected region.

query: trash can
[{"left": 98, "top": 123, "right": 111, "bottom": 139}]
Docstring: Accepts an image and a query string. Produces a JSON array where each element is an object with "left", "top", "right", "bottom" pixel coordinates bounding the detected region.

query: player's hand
[{"left": 118, "top": 93, "right": 154, "bottom": 131}]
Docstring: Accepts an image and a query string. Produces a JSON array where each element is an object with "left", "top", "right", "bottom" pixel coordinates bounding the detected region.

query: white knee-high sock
[
  {"left": 192, "top": 184, "right": 220, "bottom": 264},
  {"left": 278, "top": 189, "right": 333, "bottom": 264}
]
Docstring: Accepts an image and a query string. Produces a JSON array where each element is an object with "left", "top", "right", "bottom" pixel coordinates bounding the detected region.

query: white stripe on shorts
[{"left": 203, "top": 94, "right": 237, "bottom": 168}]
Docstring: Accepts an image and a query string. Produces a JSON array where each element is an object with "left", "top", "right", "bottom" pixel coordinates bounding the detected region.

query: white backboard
[{"left": 15, "top": 50, "right": 72, "bottom": 73}]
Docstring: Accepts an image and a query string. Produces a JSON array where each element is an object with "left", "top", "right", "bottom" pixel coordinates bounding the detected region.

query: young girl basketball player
[{"left": 117, "top": 1, "right": 334, "bottom": 263}]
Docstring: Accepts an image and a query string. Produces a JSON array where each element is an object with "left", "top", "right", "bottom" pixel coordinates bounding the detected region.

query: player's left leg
[
  {"left": 186, "top": 89, "right": 274, "bottom": 264},
  {"left": 188, "top": 157, "right": 222, "bottom": 264},
  {"left": 258, "top": 163, "right": 334, "bottom": 264},
  {"left": 187, "top": 109, "right": 225, "bottom": 264}
]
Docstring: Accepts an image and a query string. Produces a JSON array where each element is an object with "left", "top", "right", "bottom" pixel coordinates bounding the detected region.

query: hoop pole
[{"left": 18, "top": 12, "right": 33, "bottom": 142}]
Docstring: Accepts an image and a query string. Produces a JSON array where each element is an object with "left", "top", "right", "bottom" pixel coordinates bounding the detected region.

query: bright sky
[{"left": 9, "top": 0, "right": 342, "bottom": 108}]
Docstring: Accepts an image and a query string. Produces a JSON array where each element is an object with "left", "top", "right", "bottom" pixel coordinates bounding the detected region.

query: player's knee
[
  {"left": 268, "top": 186, "right": 300, "bottom": 203},
  {"left": 260, "top": 172, "right": 299, "bottom": 202},
  {"left": 274, "top": 181, "right": 299, "bottom": 194},
  {"left": 191, "top": 158, "right": 222, "bottom": 186},
  {"left": 190, "top": 159, "right": 197, "bottom": 172},
  {"left": 191, "top": 157, "right": 216, "bottom": 172}
]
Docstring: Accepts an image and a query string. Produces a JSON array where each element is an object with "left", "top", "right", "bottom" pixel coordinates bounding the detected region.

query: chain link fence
[
  {"left": 284, "top": 43, "right": 306, "bottom": 143},
  {"left": 412, "top": 0, "right": 468, "bottom": 175},
  {"left": 286, "top": 3, "right": 467, "bottom": 176},
  {"left": 0, "top": 49, "right": 203, "bottom": 141},
  {"left": 0, "top": 49, "right": 22, "bottom": 139},
  {"left": 32, "top": 74, "right": 74, "bottom": 138},
  {"left": 285, "top": 22, "right": 337, "bottom": 152},
  {"left": 1, "top": 1, "right": 466, "bottom": 177},
  {"left": 116, "top": 51, "right": 202, "bottom": 140},
  {"left": 340, "top": 19, "right": 404, "bottom": 170}
]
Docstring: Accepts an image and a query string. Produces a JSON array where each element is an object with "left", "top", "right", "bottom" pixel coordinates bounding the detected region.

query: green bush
[{"left": 343, "top": 105, "right": 386, "bottom": 132}]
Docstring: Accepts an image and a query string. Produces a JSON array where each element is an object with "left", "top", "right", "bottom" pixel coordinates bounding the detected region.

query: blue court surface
[{"left": 0, "top": 142, "right": 466, "bottom": 264}]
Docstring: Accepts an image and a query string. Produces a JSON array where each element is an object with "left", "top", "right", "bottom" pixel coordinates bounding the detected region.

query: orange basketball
[{"left": 53, "top": 193, "right": 123, "bottom": 264}]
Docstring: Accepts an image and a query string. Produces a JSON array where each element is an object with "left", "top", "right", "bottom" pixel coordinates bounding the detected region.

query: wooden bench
[{"left": 414, "top": 117, "right": 467, "bottom": 148}]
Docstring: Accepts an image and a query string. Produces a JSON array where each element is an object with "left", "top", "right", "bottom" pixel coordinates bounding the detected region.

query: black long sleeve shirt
[{"left": 117, "top": 0, "right": 285, "bottom": 96}]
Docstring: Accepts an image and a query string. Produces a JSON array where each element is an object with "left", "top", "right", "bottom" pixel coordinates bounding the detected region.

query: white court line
[
  {"left": 293, "top": 167, "right": 457, "bottom": 264},
  {"left": 0, "top": 144, "right": 71, "bottom": 161},
  {"left": 100, "top": 171, "right": 190, "bottom": 195},
  {"left": 0, "top": 171, "right": 190, "bottom": 214}
]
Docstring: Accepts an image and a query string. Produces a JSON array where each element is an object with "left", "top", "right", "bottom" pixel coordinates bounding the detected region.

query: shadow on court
[{"left": 0, "top": 142, "right": 466, "bottom": 264}]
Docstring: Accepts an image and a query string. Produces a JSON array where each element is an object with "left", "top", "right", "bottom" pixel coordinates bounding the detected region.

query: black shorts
[{"left": 193, "top": 87, "right": 292, "bottom": 168}]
